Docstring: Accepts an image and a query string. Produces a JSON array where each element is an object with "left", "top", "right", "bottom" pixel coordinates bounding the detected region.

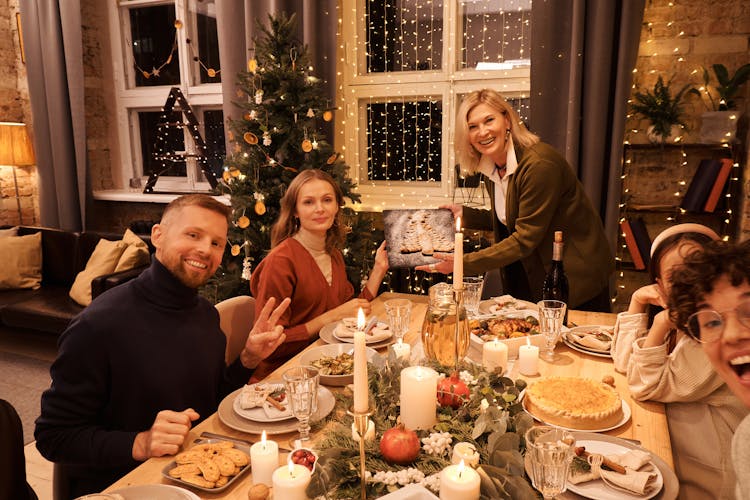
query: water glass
[
  {"left": 537, "top": 300, "right": 567, "bottom": 361},
  {"left": 462, "top": 276, "right": 484, "bottom": 317},
  {"left": 384, "top": 298, "right": 412, "bottom": 341},
  {"left": 282, "top": 366, "right": 319, "bottom": 443},
  {"left": 525, "top": 426, "right": 575, "bottom": 498}
]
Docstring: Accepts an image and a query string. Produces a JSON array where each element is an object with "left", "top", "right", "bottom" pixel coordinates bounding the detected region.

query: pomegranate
[
  {"left": 436, "top": 372, "right": 470, "bottom": 409},
  {"left": 379, "top": 424, "right": 420, "bottom": 465}
]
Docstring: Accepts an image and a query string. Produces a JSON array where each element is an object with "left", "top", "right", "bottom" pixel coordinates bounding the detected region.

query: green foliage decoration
[
  {"left": 692, "top": 63, "right": 750, "bottom": 111},
  {"left": 306, "top": 358, "right": 539, "bottom": 499}
]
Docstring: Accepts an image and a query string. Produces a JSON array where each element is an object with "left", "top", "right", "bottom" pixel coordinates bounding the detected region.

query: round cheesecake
[{"left": 525, "top": 376, "right": 623, "bottom": 430}]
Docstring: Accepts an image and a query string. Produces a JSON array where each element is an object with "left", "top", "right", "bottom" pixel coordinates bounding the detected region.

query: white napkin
[
  {"left": 334, "top": 318, "right": 392, "bottom": 343},
  {"left": 607, "top": 449, "right": 652, "bottom": 471},
  {"left": 238, "top": 383, "right": 271, "bottom": 410},
  {"left": 584, "top": 450, "right": 658, "bottom": 495},
  {"left": 262, "top": 396, "right": 292, "bottom": 419},
  {"left": 568, "top": 331, "right": 612, "bottom": 351}
]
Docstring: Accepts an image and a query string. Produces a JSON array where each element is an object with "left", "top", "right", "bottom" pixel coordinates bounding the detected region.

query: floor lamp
[{"left": 0, "top": 122, "right": 36, "bottom": 224}]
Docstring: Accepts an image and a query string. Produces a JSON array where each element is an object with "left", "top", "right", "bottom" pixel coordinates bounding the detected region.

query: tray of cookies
[{"left": 162, "top": 438, "right": 251, "bottom": 492}]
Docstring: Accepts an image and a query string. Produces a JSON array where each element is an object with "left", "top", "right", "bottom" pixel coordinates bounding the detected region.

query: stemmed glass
[
  {"left": 282, "top": 365, "right": 319, "bottom": 445},
  {"left": 525, "top": 426, "right": 575, "bottom": 498},
  {"left": 384, "top": 298, "right": 412, "bottom": 343},
  {"left": 538, "top": 300, "right": 567, "bottom": 361},
  {"left": 462, "top": 276, "right": 484, "bottom": 317}
]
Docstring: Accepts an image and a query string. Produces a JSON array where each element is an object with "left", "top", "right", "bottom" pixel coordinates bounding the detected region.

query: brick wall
[{"left": 0, "top": 0, "right": 38, "bottom": 226}]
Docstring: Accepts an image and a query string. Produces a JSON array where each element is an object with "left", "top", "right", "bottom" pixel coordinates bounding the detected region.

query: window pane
[
  {"left": 130, "top": 5, "right": 180, "bottom": 87},
  {"left": 366, "top": 99, "right": 442, "bottom": 181},
  {"left": 138, "top": 110, "right": 186, "bottom": 177},
  {"left": 366, "top": 0, "right": 444, "bottom": 72},
  {"left": 203, "top": 109, "right": 225, "bottom": 176},
  {"left": 191, "top": 0, "right": 221, "bottom": 84},
  {"left": 459, "top": 0, "right": 532, "bottom": 70}
]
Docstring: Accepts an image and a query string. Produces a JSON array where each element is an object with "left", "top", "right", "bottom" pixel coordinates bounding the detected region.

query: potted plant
[
  {"left": 631, "top": 75, "right": 693, "bottom": 143},
  {"left": 692, "top": 63, "right": 750, "bottom": 143}
]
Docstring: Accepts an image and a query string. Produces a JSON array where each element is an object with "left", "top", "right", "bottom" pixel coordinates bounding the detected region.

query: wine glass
[
  {"left": 384, "top": 298, "right": 412, "bottom": 342},
  {"left": 538, "top": 299, "right": 567, "bottom": 361},
  {"left": 282, "top": 366, "right": 319, "bottom": 445},
  {"left": 462, "top": 276, "right": 484, "bottom": 317},
  {"left": 525, "top": 426, "right": 575, "bottom": 498}
]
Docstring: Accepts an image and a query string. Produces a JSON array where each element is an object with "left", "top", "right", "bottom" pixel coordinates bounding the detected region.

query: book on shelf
[
  {"left": 620, "top": 218, "right": 651, "bottom": 270},
  {"left": 703, "top": 158, "right": 733, "bottom": 213},
  {"left": 680, "top": 159, "right": 726, "bottom": 212}
]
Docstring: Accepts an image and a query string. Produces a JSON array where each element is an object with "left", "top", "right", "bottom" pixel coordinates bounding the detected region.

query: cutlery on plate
[
  {"left": 575, "top": 446, "right": 626, "bottom": 474},
  {"left": 198, "top": 431, "right": 292, "bottom": 451},
  {"left": 364, "top": 315, "right": 379, "bottom": 335}
]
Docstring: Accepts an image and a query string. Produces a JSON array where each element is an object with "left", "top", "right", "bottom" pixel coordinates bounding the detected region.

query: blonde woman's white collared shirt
[{"left": 477, "top": 139, "right": 518, "bottom": 225}]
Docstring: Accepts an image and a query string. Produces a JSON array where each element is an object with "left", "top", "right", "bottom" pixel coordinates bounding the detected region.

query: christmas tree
[{"left": 209, "top": 13, "right": 380, "bottom": 301}]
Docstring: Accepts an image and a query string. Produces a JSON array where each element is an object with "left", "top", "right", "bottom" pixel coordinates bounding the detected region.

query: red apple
[
  {"left": 379, "top": 424, "right": 420, "bottom": 465},
  {"left": 436, "top": 372, "right": 470, "bottom": 409}
]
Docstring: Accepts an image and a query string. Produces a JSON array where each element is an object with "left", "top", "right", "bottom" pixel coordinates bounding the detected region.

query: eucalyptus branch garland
[{"left": 306, "top": 359, "right": 540, "bottom": 499}]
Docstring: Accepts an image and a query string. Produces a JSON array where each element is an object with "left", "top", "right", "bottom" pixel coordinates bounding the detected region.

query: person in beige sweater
[
  {"left": 669, "top": 239, "right": 750, "bottom": 500},
  {"left": 611, "top": 224, "right": 748, "bottom": 499}
]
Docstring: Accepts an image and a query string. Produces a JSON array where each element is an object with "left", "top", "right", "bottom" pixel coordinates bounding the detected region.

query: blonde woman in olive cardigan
[{"left": 418, "top": 89, "right": 613, "bottom": 310}]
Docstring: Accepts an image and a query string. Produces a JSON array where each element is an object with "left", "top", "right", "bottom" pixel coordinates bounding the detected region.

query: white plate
[
  {"left": 107, "top": 484, "right": 200, "bottom": 499},
  {"left": 523, "top": 398, "right": 632, "bottom": 433},
  {"left": 299, "top": 343, "right": 384, "bottom": 386},
  {"left": 562, "top": 337, "right": 613, "bottom": 358},
  {"left": 218, "top": 385, "right": 336, "bottom": 435},
  {"left": 377, "top": 484, "right": 440, "bottom": 499},
  {"left": 232, "top": 382, "right": 293, "bottom": 422},
  {"left": 320, "top": 321, "right": 395, "bottom": 349},
  {"left": 161, "top": 439, "right": 251, "bottom": 493},
  {"left": 564, "top": 437, "right": 665, "bottom": 499}
]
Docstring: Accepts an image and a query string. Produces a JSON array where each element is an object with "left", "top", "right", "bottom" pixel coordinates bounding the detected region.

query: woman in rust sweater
[{"left": 250, "top": 169, "right": 388, "bottom": 380}]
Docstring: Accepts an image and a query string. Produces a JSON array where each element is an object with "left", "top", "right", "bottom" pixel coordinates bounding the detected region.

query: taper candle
[
  {"left": 353, "top": 307, "right": 369, "bottom": 413},
  {"left": 453, "top": 216, "right": 463, "bottom": 289}
]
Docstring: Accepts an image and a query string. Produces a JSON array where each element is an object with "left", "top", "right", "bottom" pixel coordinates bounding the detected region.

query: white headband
[{"left": 650, "top": 223, "right": 720, "bottom": 257}]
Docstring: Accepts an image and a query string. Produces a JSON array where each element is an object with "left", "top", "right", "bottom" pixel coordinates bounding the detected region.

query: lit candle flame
[
  {"left": 455, "top": 216, "right": 461, "bottom": 232},
  {"left": 287, "top": 457, "right": 295, "bottom": 477},
  {"left": 357, "top": 307, "right": 366, "bottom": 331},
  {"left": 526, "top": 336, "right": 532, "bottom": 346},
  {"left": 458, "top": 459, "right": 466, "bottom": 478},
  {"left": 261, "top": 430, "right": 267, "bottom": 449}
]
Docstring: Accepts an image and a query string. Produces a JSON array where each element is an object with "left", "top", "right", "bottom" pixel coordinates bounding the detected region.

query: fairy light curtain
[{"left": 363, "top": 0, "right": 532, "bottom": 184}]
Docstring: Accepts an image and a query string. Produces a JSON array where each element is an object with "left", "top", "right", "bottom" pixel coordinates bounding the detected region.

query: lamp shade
[{"left": 0, "top": 122, "right": 35, "bottom": 166}]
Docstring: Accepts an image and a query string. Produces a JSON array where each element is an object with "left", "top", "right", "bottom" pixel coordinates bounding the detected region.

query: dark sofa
[{"left": 0, "top": 226, "right": 152, "bottom": 335}]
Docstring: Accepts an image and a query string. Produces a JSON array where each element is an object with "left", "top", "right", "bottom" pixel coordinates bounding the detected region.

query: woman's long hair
[
  {"left": 454, "top": 89, "right": 540, "bottom": 174},
  {"left": 270, "top": 169, "right": 346, "bottom": 251}
]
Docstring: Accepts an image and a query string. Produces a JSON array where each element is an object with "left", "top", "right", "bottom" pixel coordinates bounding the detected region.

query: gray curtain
[
  {"left": 216, "top": 0, "right": 337, "bottom": 151},
  {"left": 530, "top": 0, "right": 645, "bottom": 251},
  {"left": 19, "top": 0, "right": 86, "bottom": 231}
]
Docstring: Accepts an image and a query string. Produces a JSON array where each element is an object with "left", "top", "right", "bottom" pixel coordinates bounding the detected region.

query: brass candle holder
[{"left": 347, "top": 406, "right": 375, "bottom": 500}]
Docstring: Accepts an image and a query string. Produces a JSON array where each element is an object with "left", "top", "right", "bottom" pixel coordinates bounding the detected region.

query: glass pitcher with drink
[{"left": 421, "top": 282, "right": 470, "bottom": 369}]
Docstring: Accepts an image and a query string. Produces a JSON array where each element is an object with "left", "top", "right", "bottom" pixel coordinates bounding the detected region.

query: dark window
[{"left": 130, "top": 5, "right": 180, "bottom": 87}]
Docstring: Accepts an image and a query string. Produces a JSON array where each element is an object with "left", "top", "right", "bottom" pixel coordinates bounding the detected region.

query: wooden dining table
[{"left": 104, "top": 292, "right": 675, "bottom": 498}]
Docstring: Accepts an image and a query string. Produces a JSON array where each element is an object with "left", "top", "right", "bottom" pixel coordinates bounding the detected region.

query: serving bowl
[
  {"left": 468, "top": 310, "right": 548, "bottom": 359},
  {"left": 299, "top": 343, "right": 383, "bottom": 386}
]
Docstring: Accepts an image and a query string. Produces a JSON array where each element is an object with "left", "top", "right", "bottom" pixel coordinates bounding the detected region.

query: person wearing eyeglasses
[
  {"left": 611, "top": 224, "right": 748, "bottom": 500},
  {"left": 669, "top": 238, "right": 750, "bottom": 500}
]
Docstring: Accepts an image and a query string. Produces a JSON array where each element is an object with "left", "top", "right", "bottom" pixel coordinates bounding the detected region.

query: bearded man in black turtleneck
[{"left": 35, "top": 194, "right": 289, "bottom": 498}]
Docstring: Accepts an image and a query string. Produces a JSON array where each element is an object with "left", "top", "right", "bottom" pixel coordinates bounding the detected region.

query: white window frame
[
  {"left": 106, "top": 0, "right": 223, "bottom": 193},
  {"left": 341, "top": 0, "right": 531, "bottom": 212}
]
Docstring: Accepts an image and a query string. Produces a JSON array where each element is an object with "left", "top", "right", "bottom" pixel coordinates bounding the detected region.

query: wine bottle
[{"left": 542, "top": 231, "right": 569, "bottom": 323}]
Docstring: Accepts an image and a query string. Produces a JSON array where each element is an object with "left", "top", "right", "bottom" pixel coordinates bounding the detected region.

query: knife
[{"left": 199, "top": 431, "right": 293, "bottom": 451}]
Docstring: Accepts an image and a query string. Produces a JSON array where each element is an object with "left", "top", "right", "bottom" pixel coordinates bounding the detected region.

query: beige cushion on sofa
[
  {"left": 69, "top": 239, "right": 128, "bottom": 306},
  {"left": 0, "top": 226, "right": 19, "bottom": 238},
  {"left": 0, "top": 232, "right": 42, "bottom": 289},
  {"left": 114, "top": 229, "right": 150, "bottom": 272}
]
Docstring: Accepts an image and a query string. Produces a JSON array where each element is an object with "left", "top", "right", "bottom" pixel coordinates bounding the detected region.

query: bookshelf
[{"left": 615, "top": 142, "right": 745, "bottom": 308}]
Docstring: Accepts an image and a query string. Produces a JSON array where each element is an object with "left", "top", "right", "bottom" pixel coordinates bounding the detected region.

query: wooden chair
[{"left": 215, "top": 295, "right": 256, "bottom": 364}]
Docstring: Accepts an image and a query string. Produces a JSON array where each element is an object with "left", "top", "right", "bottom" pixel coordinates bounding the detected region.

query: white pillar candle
[
  {"left": 518, "top": 340, "right": 539, "bottom": 376},
  {"left": 250, "top": 431, "right": 279, "bottom": 486},
  {"left": 482, "top": 339, "right": 508, "bottom": 373},
  {"left": 439, "top": 460, "right": 480, "bottom": 499},
  {"left": 453, "top": 216, "right": 463, "bottom": 289},
  {"left": 400, "top": 365, "right": 438, "bottom": 430},
  {"left": 451, "top": 442, "right": 480, "bottom": 468},
  {"left": 353, "top": 307, "right": 369, "bottom": 413},
  {"left": 271, "top": 461, "right": 311, "bottom": 500},
  {"left": 390, "top": 338, "right": 411, "bottom": 362}
]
